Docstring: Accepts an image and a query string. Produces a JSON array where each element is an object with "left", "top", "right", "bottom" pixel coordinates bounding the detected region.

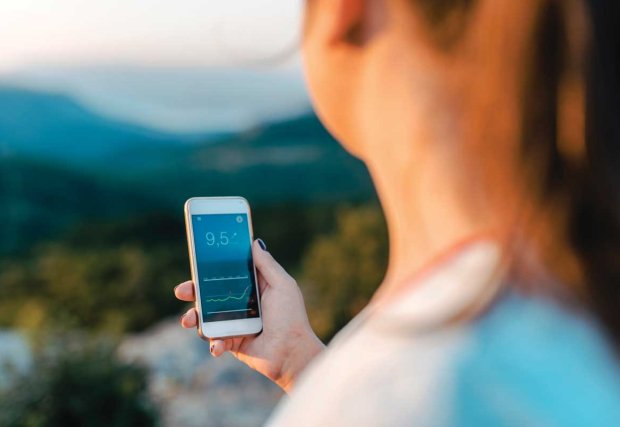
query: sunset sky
[
  {"left": 0, "top": 0, "right": 302, "bottom": 71},
  {"left": 0, "top": 1, "right": 308, "bottom": 132}
]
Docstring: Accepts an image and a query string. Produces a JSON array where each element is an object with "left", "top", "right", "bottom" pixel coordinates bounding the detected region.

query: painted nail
[{"left": 257, "top": 238, "right": 267, "bottom": 251}]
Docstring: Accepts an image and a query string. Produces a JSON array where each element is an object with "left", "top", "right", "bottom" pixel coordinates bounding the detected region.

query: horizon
[
  {"left": 0, "top": 63, "right": 311, "bottom": 134},
  {"left": 0, "top": 0, "right": 308, "bottom": 133}
]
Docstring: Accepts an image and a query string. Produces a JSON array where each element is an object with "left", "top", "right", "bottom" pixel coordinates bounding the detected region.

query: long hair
[
  {"left": 415, "top": 0, "right": 620, "bottom": 347},
  {"left": 572, "top": 0, "right": 620, "bottom": 346},
  {"left": 520, "top": 0, "right": 620, "bottom": 347}
]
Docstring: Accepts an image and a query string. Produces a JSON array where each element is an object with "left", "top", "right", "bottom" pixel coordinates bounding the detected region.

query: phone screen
[{"left": 191, "top": 213, "right": 259, "bottom": 322}]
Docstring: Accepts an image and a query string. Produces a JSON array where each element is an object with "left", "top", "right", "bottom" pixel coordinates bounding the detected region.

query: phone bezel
[{"left": 184, "top": 196, "right": 263, "bottom": 340}]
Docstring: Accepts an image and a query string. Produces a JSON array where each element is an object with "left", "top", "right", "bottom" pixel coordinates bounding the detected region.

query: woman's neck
[
  {"left": 367, "top": 146, "right": 497, "bottom": 301},
  {"left": 355, "top": 43, "right": 530, "bottom": 302},
  {"left": 359, "top": 95, "right": 524, "bottom": 303}
]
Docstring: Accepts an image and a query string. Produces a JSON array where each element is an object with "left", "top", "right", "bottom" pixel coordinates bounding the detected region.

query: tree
[
  {"left": 300, "top": 204, "right": 388, "bottom": 340},
  {"left": 0, "top": 336, "right": 158, "bottom": 427},
  {"left": 0, "top": 214, "right": 188, "bottom": 334}
]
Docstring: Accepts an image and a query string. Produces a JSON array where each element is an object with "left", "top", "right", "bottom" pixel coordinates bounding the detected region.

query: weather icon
[{"left": 236, "top": 216, "right": 244, "bottom": 223}]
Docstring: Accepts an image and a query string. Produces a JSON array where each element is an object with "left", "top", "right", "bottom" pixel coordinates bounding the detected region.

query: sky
[
  {"left": 0, "top": 0, "right": 303, "bottom": 71},
  {"left": 0, "top": 0, "right": 310, "bottom": 133}
]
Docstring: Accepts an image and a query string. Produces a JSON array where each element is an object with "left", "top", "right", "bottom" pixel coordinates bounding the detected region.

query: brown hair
[{"left": 414, "top": 0, "right": 620, "bottom": 347}]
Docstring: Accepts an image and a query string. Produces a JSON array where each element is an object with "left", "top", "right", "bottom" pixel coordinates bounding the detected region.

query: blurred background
[{"left": 0, "top": 1, "right": 388, "bottom": 426}]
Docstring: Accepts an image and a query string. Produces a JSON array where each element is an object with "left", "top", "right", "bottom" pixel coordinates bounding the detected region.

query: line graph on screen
[{"left": 204, "top": 285, "right": 250, "bottom": 303}]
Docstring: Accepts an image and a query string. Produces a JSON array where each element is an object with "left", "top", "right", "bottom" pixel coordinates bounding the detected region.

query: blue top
[{"left": 454, "top": 292, "right": 620, "bottom": 426}]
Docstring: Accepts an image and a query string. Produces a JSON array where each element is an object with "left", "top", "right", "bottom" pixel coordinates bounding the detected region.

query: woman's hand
[{"left": 174, "top": 239, "right": 325, "bottom": 393}]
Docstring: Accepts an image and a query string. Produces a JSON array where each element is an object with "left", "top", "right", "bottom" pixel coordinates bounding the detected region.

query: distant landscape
[
  {"left": 0, "top": 83, "right": 386, "bottom": 336},
  {"left": 0, "top": 84, "right": 387, "bottom": 426},
  {"left": 0, "top": 0, "right": 331, "bottom": 421},
  {"left": 0, "top": 3, "right": 386, "bottom": 424},
  {"left": 0, "top": 86, "right": 376, "bottom": 256}
]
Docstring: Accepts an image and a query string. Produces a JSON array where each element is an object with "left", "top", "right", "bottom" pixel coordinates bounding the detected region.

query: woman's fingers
[
  {"left": 210, "top": 338, "right": 246, "bottom": 358},
  {"left": 257, "top": 270, "right": 268, "bottom": 294},
  {"left": 180, "top": 308, "right": 198, "bottom": 328},
  {"left": 174, "top": 280, "right": 195, "bottom": 302},
  {"left": 179, "top": 314, "right": 240, "bottom": 358},
  {"left": 209, "top": 339, "right": 228, "bottom": 357}
]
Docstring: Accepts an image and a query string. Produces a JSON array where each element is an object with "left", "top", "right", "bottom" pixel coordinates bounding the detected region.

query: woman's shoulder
[
  {"left": 453, "top": 291, "right": 620, "bottom": 426},
  {"left": 268, "top": 291, "right": 620, "bottom": 427},
  {"left": 269, "top": 240, "right": 620, "bottom": 426}
]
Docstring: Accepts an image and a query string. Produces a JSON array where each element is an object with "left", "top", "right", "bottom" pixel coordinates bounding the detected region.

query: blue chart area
[
  {"left": 200, "top": 272, "right": 256, "bottom": 320},
  {"left": 192, "top": 213, "right": 259, "bottom": 321},
  {"left": 203, "top": 277, "right": 250, "bottom": 305}
]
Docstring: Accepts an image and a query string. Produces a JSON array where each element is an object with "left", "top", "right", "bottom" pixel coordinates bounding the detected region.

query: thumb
[{"left": 252, "top": 239, "right": 293, "bottom": 288}]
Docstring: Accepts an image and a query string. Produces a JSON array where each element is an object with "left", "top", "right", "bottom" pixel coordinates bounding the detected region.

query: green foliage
[
  {"left": 0, "top": 214, "right": 187, "bottom": 334},
  {"left": 0, "top": 336, "right": 158, "bottom": 427},
  {"left": 252, "top": 203, "right": 340, "bottom": 269},
  {"left": 0, "top": 202, "right": 388, "bottom": 342},
  {"left": 300, "top": 204, "right": 389, "bottom": 340}
]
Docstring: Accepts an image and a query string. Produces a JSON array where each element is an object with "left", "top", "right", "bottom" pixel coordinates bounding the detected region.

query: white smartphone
[{"left": 184, "top": 197, "right": 262, "bottom": 339}]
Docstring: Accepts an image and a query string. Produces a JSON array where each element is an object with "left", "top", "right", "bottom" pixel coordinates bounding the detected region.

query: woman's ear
[
  {"left": 337, "top": 0, "right": 366, "bottom": 44},
  {"left": 317, "top": 0, "right": 365, "bottom": 45}
]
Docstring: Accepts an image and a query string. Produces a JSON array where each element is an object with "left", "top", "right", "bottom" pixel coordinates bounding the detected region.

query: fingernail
[
  {"left": 179, "top": 314, "right": 185, "bottom": 323},
  {"left": 257, "top": 238, "right": 267, "bottom": 251},
  {"left": 210, "top": 344, "right": 215, "bottom": 355},
  {"left": 174, "top": 284, "right": 180, "bottom": 292}
]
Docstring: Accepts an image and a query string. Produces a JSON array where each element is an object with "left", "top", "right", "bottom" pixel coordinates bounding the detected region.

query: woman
[{"left": 175, "top": 0, "right": 620, "bottom": 424}]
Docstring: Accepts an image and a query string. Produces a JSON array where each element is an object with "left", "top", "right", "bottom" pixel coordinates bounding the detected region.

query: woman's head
[
  {"left": 301, "top": 0, "right": 538, "bottom": 156},
  {"left": 301, "top": 0, "right": 620, "bottom": 347}
]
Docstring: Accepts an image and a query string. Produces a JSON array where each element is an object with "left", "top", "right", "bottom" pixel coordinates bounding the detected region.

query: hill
[
  {"left": 112, "top": 114, "right": 374, "bottom": 206},
  {"left": 0, "top": 86, "right": 204, "bottom": 166},
  {"left": 0, "top": 157, "right": 165, "bottom": 254},
  {"left": 0, "top": 88, "right": 375, "bottom": 254}
]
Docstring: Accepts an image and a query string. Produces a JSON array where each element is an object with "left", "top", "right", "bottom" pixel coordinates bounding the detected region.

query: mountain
[
  {"left": 0, "top": 87, "right": 375, "bottom": 255},
  {"left": 111, "top": 114, "right": 375, "bottom": 206},
  {"left": 0, "top": 86, "right": 207, "bottom": 166},
  {"left": 0, "top": 157, "right": 167, "bottom": 254}
]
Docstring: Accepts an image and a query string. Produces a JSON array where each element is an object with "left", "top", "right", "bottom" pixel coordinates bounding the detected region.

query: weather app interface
[{"left": 192, "top": 214, "right": 259, "bottom": 322}]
